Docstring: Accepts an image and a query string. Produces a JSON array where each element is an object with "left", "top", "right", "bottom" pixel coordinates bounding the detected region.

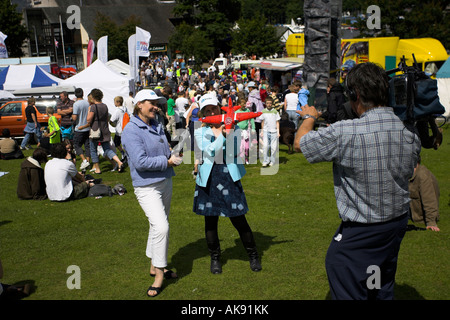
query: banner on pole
[
  {"left": 87, "top": 39, "right": 95, "bottom": 67},
  {"left": 97, "top": 36, "right": 108, "bottom": 63},
  {"left": 0, "top": 32, "right": 8, "bottom": 59},
  {"left": 136, "top": 27, "right": 151, "bottom": 57},
  {"left": 128, "top": 34, "right": 138, "bottom": 81}
]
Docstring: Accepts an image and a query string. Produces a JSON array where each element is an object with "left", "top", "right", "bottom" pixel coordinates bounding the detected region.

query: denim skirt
[{"left": 193, "top": 163, "right": 248, "bottom": 217}]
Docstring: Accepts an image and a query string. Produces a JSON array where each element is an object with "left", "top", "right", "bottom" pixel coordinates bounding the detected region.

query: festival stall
[
  {"left": 62, "top": 59, "right": 134, "bottom": 115},
  {"left": 0, "top": 64, "right": 61, "bottom": 91}
]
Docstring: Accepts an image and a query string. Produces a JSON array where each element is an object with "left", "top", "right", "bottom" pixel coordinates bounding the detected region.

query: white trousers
[
  {"left": 263, "top": 131, "right": 278, "bottom": 164},
  {"left": 134, "top": 178, "right": 172, "bottom": 268}
]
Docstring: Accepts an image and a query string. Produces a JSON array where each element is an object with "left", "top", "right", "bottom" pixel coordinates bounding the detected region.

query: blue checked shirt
[{"left": 300, "top": 107, "right": 421, "bottom": 223}]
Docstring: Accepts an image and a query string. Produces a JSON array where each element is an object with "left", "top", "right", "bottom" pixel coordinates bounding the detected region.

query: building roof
[{"left": 45, "top": 0, "right": 176, "bottom": 44}]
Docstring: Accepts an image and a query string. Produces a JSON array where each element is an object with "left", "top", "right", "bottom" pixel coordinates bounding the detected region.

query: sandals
[
  {"left": 146, "top": 286, "right": 162, "bottom": 298},
  {"left": 150, "top": 269, "right": 178, "bottom": 280}
]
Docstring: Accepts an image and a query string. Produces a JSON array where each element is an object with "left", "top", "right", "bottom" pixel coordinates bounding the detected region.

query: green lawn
[{"left": 0, "top": 125, "right": 449, "bottom": 301}]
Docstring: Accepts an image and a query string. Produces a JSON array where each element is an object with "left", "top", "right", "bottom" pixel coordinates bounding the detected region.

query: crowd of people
[{"left": 0, "top": 56, "right": 443, "bottom": 300}]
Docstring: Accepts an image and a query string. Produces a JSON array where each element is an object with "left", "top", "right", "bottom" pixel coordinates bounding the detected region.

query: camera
[{"left": 387, "top": 55, "right": 445, "bottom": 149}]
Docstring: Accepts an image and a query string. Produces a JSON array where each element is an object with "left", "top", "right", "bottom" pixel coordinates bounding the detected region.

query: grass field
[{"left": 0, "top": 124, "right": 449, "bottom": 301}]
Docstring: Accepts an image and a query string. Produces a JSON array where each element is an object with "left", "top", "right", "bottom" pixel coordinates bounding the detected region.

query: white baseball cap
[
  {"left": 247, "top": 81, "right": 257, "bottom": 88},
  {"left": 198, "top": 93, "right": 219, "bottom": 110},
  {"left": 133, "top": 89, "right": 164, "bottom": 104}
]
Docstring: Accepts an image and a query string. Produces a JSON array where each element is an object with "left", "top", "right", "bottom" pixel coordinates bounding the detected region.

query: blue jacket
[
  {"left": 297, "top": 88, "right": 310, "bottom": 110},
  {"left": 194, "top": 126, "right": 246, "bottom": 188},
  {"left": 122, "top": 115, "right": 175, "bottom": 187}
]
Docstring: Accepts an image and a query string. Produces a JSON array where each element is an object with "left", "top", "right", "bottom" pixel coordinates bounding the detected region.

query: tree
[
  {"left": 173, "top": 0, "right": 241, "bottom": 56},
  {"left": 94, "top": 12, "right": 141, "bottom": 62},
  {"left": 0, "top": 0, "right": 28, "bottom": 57},
  {"left": 285, "top": 0, "right": 304, "bottom": 23},
  {"left": 231, "top": 15, "right": 281, "bottom": 58},
  {"left": 353, "top": 0, "right": 449, "bottom": 49},
  {"left": 240, "top": 0, "right": 304, "bottom": 24},
  {"left": 168, "top": 22, "right": 213, "bottom": 68}
]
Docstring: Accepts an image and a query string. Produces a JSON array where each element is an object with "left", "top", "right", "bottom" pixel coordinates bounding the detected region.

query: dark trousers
[
  {"left": 325, "top": 214, "right": 408, "bottom": 300},
  {"left": 73, "top": 130, "right": 91, "bottom": 158},
  {"left": 205, "top": 215, "right": 254, "bottom": 250}
]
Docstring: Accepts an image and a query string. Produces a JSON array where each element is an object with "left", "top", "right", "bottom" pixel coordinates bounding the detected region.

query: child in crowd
[
  {"left": 297, "top": 83, "right": 310, "bottom": 112},
  {"left": 109, "top": 96, "right": 128, "bottom": 161},
  {"left": 166, "top": 91, "right": 176, "bottom": 139},
  {"left": 260, "top": 96, "right": 280, "bottom": 167},
  {"left": 269, "top": 86, "right": 284, "bottom": 114},
  {"left": 235, "top": 97, "right": 256, "bottom": 164},
  {"left": 63, "top": 138, "right": 77, "bottom": 165},
  {"left": 45, "top": 107, "right": 61, "bottom": 148}
]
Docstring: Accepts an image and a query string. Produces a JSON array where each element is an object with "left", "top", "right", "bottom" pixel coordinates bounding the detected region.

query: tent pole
[{"left": 59, "top": 15, "right": 67, "bottom": 67}]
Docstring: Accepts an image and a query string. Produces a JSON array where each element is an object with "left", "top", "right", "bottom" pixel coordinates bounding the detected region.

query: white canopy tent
[
  {"left": 106, "top": 59, "right": 131, "bottom": 78},
  {"left": 0, "top": 90, "right": 16, "bottom": 99},
  {"left": 252, "top": 57, "right": 304, "bottom": 72},
  {"left": 62, "top": 59, "right": 134, "bottom": 116}
]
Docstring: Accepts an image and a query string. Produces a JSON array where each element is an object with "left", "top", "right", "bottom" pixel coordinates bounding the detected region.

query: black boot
[
  {"left": 207, "top": 242, "right": 222, "bottom": 274},
  {"left": 246, "top": 246, "right": 262, "bottom": 272},
  {"left": 240, "top": 232, "right": 262, "bottom": 272}
]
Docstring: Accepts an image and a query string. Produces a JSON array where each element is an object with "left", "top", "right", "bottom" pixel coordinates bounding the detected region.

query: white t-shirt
[
  {"left": 44, "top": 158, "right": 78, "bottom": 201},
  {"left": 124, "top": 96, "right": 134, "bottom": 115},
  {"left": 175, "top": 97, "right": 189, "bottom": 117},
  {"left": 260, "top": 109, "right": 281, "bottom": 133},
  {"left": 110, "top": 106, "right": 128, "bottom": 136},
  {"left": 284, "top": 92, "right": 299, "bottom": 111}
]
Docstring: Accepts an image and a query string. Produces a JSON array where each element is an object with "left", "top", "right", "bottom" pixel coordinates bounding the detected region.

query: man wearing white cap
[
  {"left": 193, "top": 93, "right": 262, "bottom": 274},
  {"left": 122, "top": 89, "right": 183, "bottom": 298}
]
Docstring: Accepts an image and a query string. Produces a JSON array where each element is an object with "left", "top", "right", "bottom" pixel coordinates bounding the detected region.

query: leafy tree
[
  {"left": 240, "top": 0, "right": 305, "bottom": 24},
  {"left": 0, "top": 0, "right": 29, "bottom": 57},
  {"left": 169, "top": 22, "right": 213, "bottom": 68},
  {"left": 285, "top": 0, "right": 304, "bottom": 23},
  {"left": 353, "top": 0, "right": 449, "bottom": 49},
  {"left": 173, "top": 0, "right": 241, "bottom": 56},
  {"left": 94, "top": 12, "right": 141, "bottom": 62},
  {"left": 231, "top": 15, "right": 281, "bottom": 57}
]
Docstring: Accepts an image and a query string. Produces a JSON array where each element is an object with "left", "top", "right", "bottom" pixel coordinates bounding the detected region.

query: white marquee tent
[
  {"left": 106, "top": 59, "right": 130, "bottom": 78},
  {"left": 62, "top": 59, "right": 134, "bottom": 115}
]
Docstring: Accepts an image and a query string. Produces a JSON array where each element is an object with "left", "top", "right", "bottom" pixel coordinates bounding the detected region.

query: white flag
[
  {"left": 135, "top": 26, "right": 151, "bottom": 57},
  {"left": 128, "top": 34, "right": 138, "bottom": 81},
  {"left": 97, "top": 36, "right": 108, "bottom": 63},
  {"left": 0, "top": 32, "right": 8, "bottom": 59}
]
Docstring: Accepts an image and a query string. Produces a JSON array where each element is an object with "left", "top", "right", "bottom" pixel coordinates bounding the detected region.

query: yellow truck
[
  {"left": 340, "top": 37, "right": 448, "bottom": 79},
  {"left": 286, "top": 33, "right": 448, "bottom": 79}
]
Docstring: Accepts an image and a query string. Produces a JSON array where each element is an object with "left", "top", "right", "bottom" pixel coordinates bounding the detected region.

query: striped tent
[{"left": 0, "top": 64, "right": 61, "bottom": 91}]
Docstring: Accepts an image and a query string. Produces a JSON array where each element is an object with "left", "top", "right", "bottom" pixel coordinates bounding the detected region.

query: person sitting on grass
[
  {"left": 63, "top": 138, "right": 76, "bottom": 165},
  {"left": 44, "top": 142, "right": 94, "bottom": 201},
  {"left": 409, "top": 155, "right": 441, "bottom": 231},
  {"left": 0, "top": 128, "right": 24, "bottom": 160},
  {"left": 17, "top": 148, "right": 48, "bottom": 200}
]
